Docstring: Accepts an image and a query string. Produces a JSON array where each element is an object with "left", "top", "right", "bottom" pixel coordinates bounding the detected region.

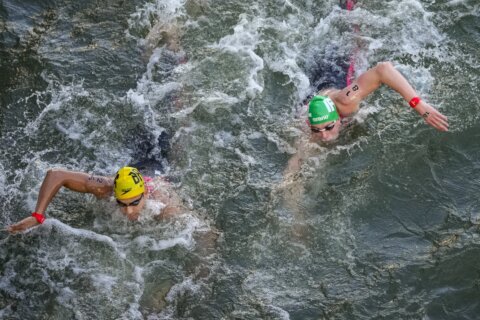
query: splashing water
[{"left": 1, "top": 0, "right": 479, "bottom": 318}]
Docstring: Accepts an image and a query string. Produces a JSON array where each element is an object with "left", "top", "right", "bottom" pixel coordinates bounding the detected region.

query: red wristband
[
  {"left": 409, "top": 96, "right": 421, "bottom": 108},
  {"left": 32, "top": 212, "right": 46, "bottom": 224}
]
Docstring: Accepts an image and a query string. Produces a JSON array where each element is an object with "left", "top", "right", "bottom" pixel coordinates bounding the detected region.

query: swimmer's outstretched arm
[
  {"left": 332, "top": 61, "right": 449, "bottom": 132},
  {"left": 7, "top": 169, "right": 113, "bottom": 233}
]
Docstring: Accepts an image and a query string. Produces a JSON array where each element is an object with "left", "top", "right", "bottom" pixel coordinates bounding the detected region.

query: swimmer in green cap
[
  {"left": 284, "top": 61, "right": 449, "bottom": 176},
  {"left": 280, "top": 62, "right": 449, "bottom": 241},
  {"left": 306, "top": 61, "right": 448, "bottom": 142},
  {"left": 307, "top": 95, "right": 341, "bottom": 141}
]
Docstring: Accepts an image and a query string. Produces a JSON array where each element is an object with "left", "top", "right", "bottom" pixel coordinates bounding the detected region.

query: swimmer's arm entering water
[
  {"left": 7, "top": 169, "right": 113, "bottom": 233},
  {"left": 331, "top": 61, "right": 449, "bottom": 131},
  {"left": 284, "top": 140, "right": 307, "bottom": 179}
]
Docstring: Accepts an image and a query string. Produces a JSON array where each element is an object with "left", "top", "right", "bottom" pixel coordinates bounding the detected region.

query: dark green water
[{"left": 1, "top": 0, "right": 479, "bottom": 319}]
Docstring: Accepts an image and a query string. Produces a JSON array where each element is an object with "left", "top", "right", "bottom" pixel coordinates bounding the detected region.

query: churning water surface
[{"left": 1, "top": 0, "right": 479, "bottom": 319}]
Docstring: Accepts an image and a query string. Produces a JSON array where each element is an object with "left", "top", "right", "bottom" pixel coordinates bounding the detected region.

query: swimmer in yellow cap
[{"left": 7, "top": 166, "right": 184, "bottom": 233}]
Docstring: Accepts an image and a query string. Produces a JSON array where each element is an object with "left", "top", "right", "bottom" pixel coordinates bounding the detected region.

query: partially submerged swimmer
[
  {"left": 7, "top": 167, "right": 186, "bottom": 233},
  {"left": 7, "top": 166, "right": 218, "bottom": 314},
  {"left": 306, "top": 61, "right": 449, "bottom": 142},
  {"left": 283, "top": 61, "right": 450, "bottom": 199}
]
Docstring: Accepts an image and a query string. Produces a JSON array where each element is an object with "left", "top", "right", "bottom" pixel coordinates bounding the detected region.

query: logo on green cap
[{"left": 308, "top": 96, "right": 339, "bottom": 125}]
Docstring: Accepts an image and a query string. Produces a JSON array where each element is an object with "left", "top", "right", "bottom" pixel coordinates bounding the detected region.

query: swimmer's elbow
[
  {"left": 46, "top": 168, "right": 91, "bottom": 192},
  {"left": 375, "top": 61, "right": 395, "bottom": 77},
  {"left": 376, "top": 61, "right": 394, "bottom": 68},
  {"left": 45, "top": 168, "right": 68, "bottom": 184}
]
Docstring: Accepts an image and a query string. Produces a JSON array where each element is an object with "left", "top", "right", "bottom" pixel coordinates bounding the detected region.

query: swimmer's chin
[
  {"left": 311, "top": 135, "right": 340, "bottom": 144},
  {"left": 125, "top": 212, "right": 140, "bottom": 221},
  {"left": 322, "top": 137, "right": 338, "bottom": 143}
]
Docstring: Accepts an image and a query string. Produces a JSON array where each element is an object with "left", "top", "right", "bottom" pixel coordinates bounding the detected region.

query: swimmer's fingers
[
  {"left": 417, "top": 103, "right": 449, "bottom": 132},
  {"left": 424, "top": 114, "right": 448, "bottom": 131},
  {"left": 425, "top": 109, "right": 449, "bottom": 132},
  {"left": 6, "top": 217, "right": 39, "bottom": 234},
  {"left": 434, "top": 114, "right": 449, "bottom": 131},
  {"left": 6, "top": 224, "right": 22, "bottom": 234}
]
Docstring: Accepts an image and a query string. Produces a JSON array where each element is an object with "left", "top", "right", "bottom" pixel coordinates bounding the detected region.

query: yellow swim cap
[{"left": 114, "top": 167, "right": 145, "bottom": 200}]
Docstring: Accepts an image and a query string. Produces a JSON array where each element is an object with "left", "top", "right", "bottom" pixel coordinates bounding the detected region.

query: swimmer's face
[
  {"left": 310, "top": 120, "right": 341, "bottom": 142},
  {"left": 116, "top": 193, "right": 146, "bottom": 221}
]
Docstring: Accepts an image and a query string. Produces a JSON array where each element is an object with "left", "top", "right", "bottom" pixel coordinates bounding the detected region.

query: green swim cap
[{"left": 308, "top": 96, "right": 339, "bottom": 125}]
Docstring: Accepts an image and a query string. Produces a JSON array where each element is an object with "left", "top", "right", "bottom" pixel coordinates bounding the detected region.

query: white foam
[
  {"left": 235, "top": 148, "right": 257, "bottom": 167},
  {"left": 132, "top": 233, "right": 192, "bottom": 251},
  {"left": 118, "top": 307, "right": 143, "bottom": 320},
  {"left": 165, "top": 276, "right": 200, "bottom": 303},
  {"left": 24, "top": 79, "right": 89, "bottom": 135},
  {"left": 127, "top": 66, "right": 182, "bottom": 110},
  {"left": 42, "top": 219, "right": 124, "bottom": 257},
  {"left": 213, "top": 131, "right": 235, "bottom": 149},
  {"left": 202, "top": 91, "right": 241, "bottom": 114},
  {"left": 0, "top": 162, "right": 6, "bottom": 201},
  {"left": 91, "top": 273, "right": 118, "bottom": 292},
  {"left": 55, "top": 120, "right": 84, "bottom": 140},
  {"left": 126, "top": 0, "right": 187, "bottom": 42},
  {"left": 267, "top": 41, "right": 310, "bottom": 101},
  {"left": 247, "top": 131, "right": 263, "bottom": 140},
  {"left": 265, "top": 131, "right": 297, "bottom": 155},
  {"left": 446, "top": 0, "right": 467, "bottom": 5},
  {"left": 125, "top": 0, "right": 189, "bottom": 157},
  {"left": 211, "top": 14, "right": 265, "bottom": 99},
  {"left": 140, "top": 199, "right": 167, "bottom": 220},
  {"left": 125, "top": 48, "right": 181, "bottom": 154}
]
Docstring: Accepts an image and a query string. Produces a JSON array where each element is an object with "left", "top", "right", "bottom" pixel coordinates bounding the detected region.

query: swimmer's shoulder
[
  {"left": 148, "top": 175, "right": 173, "bottom": 185},
  {"left": 318, "top": 88, "right": 359, "bottom": 118}
]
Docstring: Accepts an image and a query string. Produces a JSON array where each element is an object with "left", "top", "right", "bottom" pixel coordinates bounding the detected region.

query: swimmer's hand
[
  {"left": 415, "top": 101, "right": 449, "bottom": 132},
  {"left": 7, "top": 217, "right": 39, "bottom": 234}
]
